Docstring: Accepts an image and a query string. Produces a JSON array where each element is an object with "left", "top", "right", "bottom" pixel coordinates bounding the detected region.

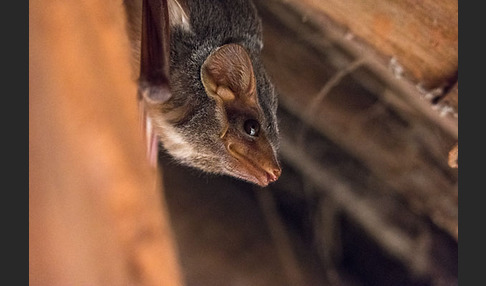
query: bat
[{"left": 125, "top": 0, "right": 281, "bottom": 186}]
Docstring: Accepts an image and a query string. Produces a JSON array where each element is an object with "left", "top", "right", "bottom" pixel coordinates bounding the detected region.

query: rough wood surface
[
  {"left": 254, "top": 0, "right": 458, "bottom": 240},
  {"left": 282, "top": 0, "right": 458, "bottom": 89},
  {"left": 252, "top": 2, "right": 458, "bottom": 282},
  {"left": 29, "top": 0, "right": 183, "bottom": 285},
  {"left": 439, "top": 82, "right": 458, "bottom": 116}
]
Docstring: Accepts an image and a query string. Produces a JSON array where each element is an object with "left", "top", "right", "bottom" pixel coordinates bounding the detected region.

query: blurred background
[{"left": 30, "top": 0, "right": 457, "bottom": 285}]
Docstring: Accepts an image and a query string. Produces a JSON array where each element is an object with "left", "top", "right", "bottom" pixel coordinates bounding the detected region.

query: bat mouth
[{"left": 226, "top": 144, "right": 281, "bottom": 187}]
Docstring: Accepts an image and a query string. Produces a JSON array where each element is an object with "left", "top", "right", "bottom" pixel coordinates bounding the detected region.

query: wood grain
[
  {"left": 29, "top": 0, "right": 183, "bottom": 285},
  {"left": 255, "top": 0, "right": 458, "bottom": 240},
  {"left": 280, "top": 0, "right": 458, "bottom": 89}
]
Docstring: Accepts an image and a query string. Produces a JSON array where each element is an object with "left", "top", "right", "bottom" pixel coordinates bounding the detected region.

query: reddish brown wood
[
  {"left": 29, "top": 0, "right": 183, "bottom": 285},
  {"left": 441, "top": 82, "right": 459, "bottom": 115},
  {"left": 279, "top": 0, "right": 458, "bottom": 89},
  {"left": 254, "top": 0, "right": 458, "bottom": 240}
]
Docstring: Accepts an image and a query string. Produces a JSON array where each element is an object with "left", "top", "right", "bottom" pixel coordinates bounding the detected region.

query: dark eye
[{"left": 244, "top": 119, "right": 260, "bottom": 137}]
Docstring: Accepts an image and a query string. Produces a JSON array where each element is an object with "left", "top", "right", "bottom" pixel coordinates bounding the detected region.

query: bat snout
[
  {"left": 226, "top": 142, "right": 282, "bottom": 187},
  {"left": 265, "top": 166, "right": 282, "bottom": 184}
]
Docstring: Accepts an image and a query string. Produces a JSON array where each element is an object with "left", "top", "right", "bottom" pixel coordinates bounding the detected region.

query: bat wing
[
  {"left": 138, "top": 0, "right": 172, "bottom": 165},
  {"left": 139, "top": 0, "right": 172, "bottom": 103}
]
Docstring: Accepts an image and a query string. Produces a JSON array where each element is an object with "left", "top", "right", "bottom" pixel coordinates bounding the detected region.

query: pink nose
[{"left": 266, "top": 167, "right": 282, "bottom": 183}]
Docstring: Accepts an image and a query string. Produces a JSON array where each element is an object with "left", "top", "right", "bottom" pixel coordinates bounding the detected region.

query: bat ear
[
  {"left": 201, "top": 44, "right": 258, "bottom": 106},
  {"left": 167, "top": 0, "right": 191, "bottom": 30}
]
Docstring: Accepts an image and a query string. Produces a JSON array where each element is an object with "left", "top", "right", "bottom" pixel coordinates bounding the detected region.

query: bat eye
[{"left": 244, "top": 119, "right": 260, "bottom": 137}]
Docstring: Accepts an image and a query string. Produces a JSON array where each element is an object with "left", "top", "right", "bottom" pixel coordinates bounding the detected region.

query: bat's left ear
[{"left": 201, "top": 44, "right": 258, "bottom": 107}]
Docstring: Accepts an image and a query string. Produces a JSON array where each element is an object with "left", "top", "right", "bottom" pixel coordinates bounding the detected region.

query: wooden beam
[
  {"left": 273, "top": 0, "right": 458, "bottom": 89},
  {"left": 255, "top": 0, "right": 458, "bottom": 240},
  {"left": 29, "top": 0, "right": 183, "bottom": 285}
]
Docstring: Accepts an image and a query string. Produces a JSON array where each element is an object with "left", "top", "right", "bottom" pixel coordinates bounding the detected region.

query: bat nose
[{"left": 265, "top": 166, "right": 282, "bottom": 183}]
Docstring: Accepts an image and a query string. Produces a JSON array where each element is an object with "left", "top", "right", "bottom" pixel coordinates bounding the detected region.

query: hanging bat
[{"left": 124, "top": 0, "right": 281, "bottom": 186}]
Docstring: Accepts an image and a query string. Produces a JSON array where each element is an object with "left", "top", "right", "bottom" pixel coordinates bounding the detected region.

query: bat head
[
  {"left": 143, "top": 43, "right": 281, "bottom": 187},
  {"left": 200, "top": 44, "right": 281, "bottom": 186}
]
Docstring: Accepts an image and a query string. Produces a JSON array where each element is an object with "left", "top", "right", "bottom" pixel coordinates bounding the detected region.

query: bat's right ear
[{"left": 167, "top": 0, "right": 191, "bottom": 31}]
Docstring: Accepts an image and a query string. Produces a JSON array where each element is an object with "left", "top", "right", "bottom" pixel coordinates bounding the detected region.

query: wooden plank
[
  {"left": 271, "top": 0, "right": 458, "bottom": 89},
  {"left": 29, "top": 0, "right": 183, "bottom": 285},
  {"left": 254, "top": 0, "right": 458, "bottom": 239},
  {"left": 439, "top": 81, "right": 458, "bottom": 116}
]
